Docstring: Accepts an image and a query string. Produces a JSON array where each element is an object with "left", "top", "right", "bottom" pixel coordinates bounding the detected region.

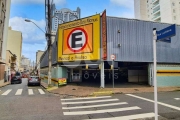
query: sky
[{"left": 9, "top": 0, "right": 134, "bottom": 63}]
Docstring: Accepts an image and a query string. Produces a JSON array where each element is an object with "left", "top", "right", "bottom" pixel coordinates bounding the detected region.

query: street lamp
[{"left": 25, "top": 19, "right": 46, "bottom": 34}]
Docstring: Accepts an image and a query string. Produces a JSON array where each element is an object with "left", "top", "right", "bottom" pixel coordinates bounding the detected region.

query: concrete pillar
[{"left": 100, "top": 61, "right": 105, "bottom": 88}]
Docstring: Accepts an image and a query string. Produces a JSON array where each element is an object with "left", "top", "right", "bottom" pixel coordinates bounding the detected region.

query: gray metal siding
[
  {"left": 40, "top": 16, "right": 180, "bottom": 68},
  {"left": 107, "top": 16, "right": 180, "bottom": 63}
]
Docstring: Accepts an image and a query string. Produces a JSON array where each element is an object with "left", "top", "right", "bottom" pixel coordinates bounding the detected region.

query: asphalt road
[{"left": 0, "top": 80, "right": 180, "bottom": 120}]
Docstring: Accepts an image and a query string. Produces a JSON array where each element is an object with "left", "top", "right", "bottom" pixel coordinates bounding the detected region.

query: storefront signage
[
  {"left": 101, "top": 10, "right": 107, "bottom": 60},
  {"left": 58, "top": 14, "right": 100, "bottom": 62},
  {"left": 58, "top": 78, "right": 67, "bottom": 86}
]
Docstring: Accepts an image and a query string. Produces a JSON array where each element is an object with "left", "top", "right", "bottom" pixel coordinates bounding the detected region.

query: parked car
[
  {"left": 11, "top": 72, "right": 22, "bottom": 84},
  {"left": 27, "top": 76, "right": 41, "bottom": 86}
]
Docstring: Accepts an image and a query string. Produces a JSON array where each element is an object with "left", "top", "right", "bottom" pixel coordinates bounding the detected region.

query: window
[
  {"left": 174, "top": 16, "right": 176, "bottom": 20},
  {"left": 173, "top": 9, "right": 175, "bottom": 13},
  {"left": 172, "top": 2, "right": 175, "bottom": 6}
]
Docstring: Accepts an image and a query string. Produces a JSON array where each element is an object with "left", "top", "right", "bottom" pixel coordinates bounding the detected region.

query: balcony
[
  {"left": 152, "top": 0, "right": 158, "bottom": 4},
  {"left": 153, "top": 6, "right": 160, "bottom": 14},
  {"left": 153, "top": 2, "right": 160, "bottom": 9}
]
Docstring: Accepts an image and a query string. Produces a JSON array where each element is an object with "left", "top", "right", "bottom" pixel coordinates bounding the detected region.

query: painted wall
[
  {"left": 7, "top": 27, "right": 22, "bottom": 71},
  {"left": 148, "top": 63, "right": 180, "bottom": 87}
]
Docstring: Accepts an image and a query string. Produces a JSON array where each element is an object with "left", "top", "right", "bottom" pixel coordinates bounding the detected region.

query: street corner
[
  {"left": 91, "top": 88, "right": 113, "bottom": 97},
  {"left": 46, "top": 86, "right": 58, "bottom": 91}
]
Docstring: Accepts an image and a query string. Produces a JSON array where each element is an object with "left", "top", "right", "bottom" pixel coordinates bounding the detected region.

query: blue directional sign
[
  {"left": 158, "top": 37, "right": 171, "bottom": 43},
  {"left": 157, "top": 24, "right": 176, "bottom": 41}
]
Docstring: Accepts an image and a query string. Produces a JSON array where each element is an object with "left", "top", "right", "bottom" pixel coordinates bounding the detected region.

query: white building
[
  {"left": 134, "top": 0, "right": 180, "bottom": 24},
  {"left": 51, "top": 4, "right": 81, "bottom": 32},
  {"left": 21, "top": 55, "right": 31, "bottom": 71}
]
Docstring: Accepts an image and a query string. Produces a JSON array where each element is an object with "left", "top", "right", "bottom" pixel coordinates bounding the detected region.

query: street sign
[
  {"left": 157, "top": 24, "right": 176, "bottom": 41},
  {"left": 158, "top": 37, "right": 171, "bottom": 43},
  {"left": 111, "top": 54, "right": 115, "bottom": 60}
]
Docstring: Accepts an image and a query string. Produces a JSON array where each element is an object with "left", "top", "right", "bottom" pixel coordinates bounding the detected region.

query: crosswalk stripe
[
  {"left": 83, "top": 113, "right": 155, "bottom": 120},
  {"left": 38, "top": 89, "right": 45, "bottom": 94},
  {"left": 63, "top": 106, "right": 141, "bottom": 115},
  {"left": 15, "top": 89, "right": 23, "bottom": 95},
  {"left": 126, "top": 94, "right": 180, "bottom": 111},
  {"left": 62, "top": 102, "right": 128, "bottom": 109},
  {"left": 28, "top": 89, "right": 33, "bottom": 95},
  {"left": 61, "top": 96, "right": 111, "bottom": 101},
  {"left": 2, "top": 89, "right": 12, "bottom": 95},
  {"left": 62, "top": 99, "right": 118, "bottom": 105},
  {"left": 174, "top": 98, "right": 180, "bottom": 100}
]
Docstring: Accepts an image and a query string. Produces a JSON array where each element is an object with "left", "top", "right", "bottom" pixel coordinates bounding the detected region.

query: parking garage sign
[{"left": 58, "top": 14, "right": 100, "bottom": 62}]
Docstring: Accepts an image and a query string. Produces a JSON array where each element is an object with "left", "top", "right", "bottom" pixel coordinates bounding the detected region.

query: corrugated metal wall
[
  {"left": 106, "top": 16, "right": 180, "bottom": 63},
  {"left": 40, "top": 16, "right": 180, "bottom": 68}
]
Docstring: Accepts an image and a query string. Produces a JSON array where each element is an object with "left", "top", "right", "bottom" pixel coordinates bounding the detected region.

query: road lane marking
[
  {"left": 2, "top": 89, "right": 12, "bottom": 95},
  {"left": 62, "top": 99, "right": 119, "bottom": 105},
  {"left": 83, "top": 113, "right": 155, "bottom": 120},
  {"left": 63, "top": 106, "right": 140, "bottom": 115},
  {"left": 15, "top": 89, "right": 23, "bottom": 95},
  {"left": 38, "top": 89, "right": 45, "bottom": 94},
  {"left": 61, "top": 96, "right": 111, "bottom": 101},
  {"left": 126, "top": 94, "right": 180, "bottom": 111},
  {"left": 174, "top": 98, "right": 180, "bottom": 100},
  {"left": 62, "top": 102, "right": 128, "bottom": 109},
  {"left": 28, "top": 89, "right": 34, "bottom": 95}
]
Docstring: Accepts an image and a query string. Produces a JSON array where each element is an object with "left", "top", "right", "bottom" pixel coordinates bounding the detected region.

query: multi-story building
[
  {"left": 20, "top": 55, "right": 31, "bottom": 72},
  {"left": 36, "top": 50, "right": 44, "bottom": 75},
  {"left": 134, "top": 0, "right": 180, "bottom": 24},
  {"left": 50, "top": 4, "right": 81, "bottom": 43},
  {"left": 6, "top": 50, "right": 17, "bottom": 82},
  {"left": 0, "top": 0, "right": 11, "bottom": 85},
  {"left": 7, "top": 27, "right": 23, "bottom": 71}
]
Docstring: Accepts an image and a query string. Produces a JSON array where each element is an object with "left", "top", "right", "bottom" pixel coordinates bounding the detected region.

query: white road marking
[
  {"left": 2, "top": 89, "right": 12, "bottom": 95},
  {"left": 61, "top": 96, "right": 111, "bottom": 101},
  {"left": 38, "top": 89, "right": 45, "bottom": 94},
  {"left": 126, "top": 94, "right": 180, "bottom": 111},
  {"left": 15, "top": 89, "right": 23, "bottom": 95},
  {"left": 28, "top": 89, "right": 34, "bottom": 95},
  {"left": 83, "top": 113, "right": 155, "bottom": 120},
  {"left": 62, "top": 99, "right": 119, "bottom": 105},
  {"left": 174, "top": 98, "right": 180, "bottom": 100},
  {"left": 63, "top": 106, "right": 141, "bottom": 115},
  {"left": 62, "top": 102, "right": 128, "bottom": 109}
]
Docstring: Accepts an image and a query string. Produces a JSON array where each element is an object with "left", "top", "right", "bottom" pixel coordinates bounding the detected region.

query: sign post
[
  {"left": 111, "top": 55, "right": 115, "bottom": 88},
  {"left": 153, "top": 24, "right": 176, "bottom": 120},
  {"left": 153, "top": 28, "right": 158, "bottom": 120}
]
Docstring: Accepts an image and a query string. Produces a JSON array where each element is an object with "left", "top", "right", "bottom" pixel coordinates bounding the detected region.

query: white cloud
[
  {"left": 12, "top": 0, "right": 66, "bottom": 5},
  {"left": 110, "top": 0, "right": 134, "bottom": 9},
  {"left": 120, "top": 12, "right": 134, "bottom": 18},
  {"left": 22, "top": 42, "right": 47, "bottom": 62},
  {"left": 9, "top": 16, "right": 47, "bottom": 61},
  {"left": 9, "top": 17, "right": 46, "bottom": 43}
]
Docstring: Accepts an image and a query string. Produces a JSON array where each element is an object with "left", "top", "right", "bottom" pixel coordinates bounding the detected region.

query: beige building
[
  {"left": 36, "top": 50, "right": 44, "bottom": 75},
  {"left": 7, "top": 27, "right": 23, "bottom": 71},
  {"left": 20, "top": 55, "right": 31, "bottom": 72},
  {"left": 134, "top": 0, "right": 180, "bottom": 24},
  {"left": 6, "top": 50, "right": 17, "bottom": 81},
  {"left": 0, "top": 0, "right": 11, "bottom": 85}
]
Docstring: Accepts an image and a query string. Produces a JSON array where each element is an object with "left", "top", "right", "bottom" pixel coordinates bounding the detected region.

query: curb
[{"left": 0, "top": 82, "right": 10, "bottom": 88}]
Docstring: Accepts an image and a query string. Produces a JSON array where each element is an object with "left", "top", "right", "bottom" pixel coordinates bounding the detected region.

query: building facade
[
  {"left": 40, "top": 15, "right": 180, "bottom": 88},
  {"left": 7, "top": 27, "right": 23, "bottom": 71},
  {"left": 6, "top": 50, "right": 17, "bottom": 81},
  {"left": 51, "top": 4, "right": 81, "bottom": 32},
  {"left": 134, "top": 0, "right": 180, "bottom": 24},
  {"left": 20, "top": 55, "right": 31, "bottom": 72},
  {"left": 0, "top": 0, "right": 11, "bottom": 85}
]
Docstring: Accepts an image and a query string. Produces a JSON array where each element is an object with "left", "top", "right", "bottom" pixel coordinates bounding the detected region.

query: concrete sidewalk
[
  {"left": 0, "top": 81, "right": 10, "bottom": 88},
  {"left": 41, "top": 81, "right": 180, "bottom": 97}
]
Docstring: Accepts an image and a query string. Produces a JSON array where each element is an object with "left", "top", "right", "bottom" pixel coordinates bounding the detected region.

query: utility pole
[{"left": 45, "top": 0, "right": 52, "bottom": 87}]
